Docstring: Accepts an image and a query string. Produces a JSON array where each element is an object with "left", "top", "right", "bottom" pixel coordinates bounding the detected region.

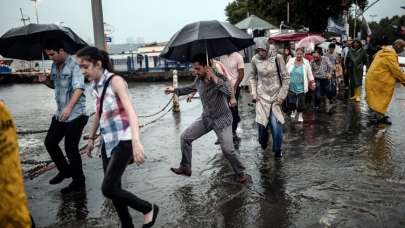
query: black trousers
[
  {"left": 101, "top": 141, "right": 152, "bottom": 228},
  {"left": 315, "top": 79, "right": 333, "bottom": 107},
  {"left": 230, "top": 87, "right": 241, "bottom": 134},
  {"left": 287, "top": 92, "right": 306, "bottom": 112},
  {"left": 44, "top": 115, "right": 88, "bottom": 183}
]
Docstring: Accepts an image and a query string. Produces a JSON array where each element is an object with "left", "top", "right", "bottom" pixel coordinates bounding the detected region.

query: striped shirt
[
  {"left": 175, "top": 75, "right": 232, "bottom": 130},
  {"left": 92, "top": 70, "right": 131, "bottom": 157}
]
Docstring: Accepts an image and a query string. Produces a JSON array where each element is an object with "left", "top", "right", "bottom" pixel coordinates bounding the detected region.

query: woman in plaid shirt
[{"left": 77, "top": 47, "right": 159, "bottom": 228}]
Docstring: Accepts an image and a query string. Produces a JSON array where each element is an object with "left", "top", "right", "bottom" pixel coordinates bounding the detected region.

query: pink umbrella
[{"left": 296, "top": 35, "right": 326, "bottom": 52}]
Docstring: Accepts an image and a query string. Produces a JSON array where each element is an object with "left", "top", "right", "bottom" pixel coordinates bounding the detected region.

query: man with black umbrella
[
  {"left": 38, "top": 38, "right": 88, "bottom": 194},
  {"left": 165, "top": 53, "right": 248, "bottom": 183}
]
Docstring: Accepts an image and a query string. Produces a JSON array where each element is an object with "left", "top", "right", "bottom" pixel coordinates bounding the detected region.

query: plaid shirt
[
  {"left": 311, "top": 56, "right": 333, "bottom": 79},
  {"left": 92, "top": 70, "right": 131, "bottom": 157},
  {"left": 50, "top": 55, "right": 86, "bottom": 122},
  {"left": 175, "top": 75, "right": 232, "bottom": 130}
]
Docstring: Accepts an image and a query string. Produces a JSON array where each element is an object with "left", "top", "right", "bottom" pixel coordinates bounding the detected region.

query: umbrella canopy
[
  {"left": 296, "top": 35, "right": 326, "bottom": 51},
  {"left": 318, "top": 42, "right": 342, "bottom": 54},
  {"left": 0, "top": 23, "right": 87, "bottom": 60},
  {"left": 235, "top": 15, "right": 277, "bottom": 30},
  {"left": 269, "top": 32, "right": 321, "bottom": 42},
  {"left": 160, "top": 20, "right": 254, "bottom": 62}
]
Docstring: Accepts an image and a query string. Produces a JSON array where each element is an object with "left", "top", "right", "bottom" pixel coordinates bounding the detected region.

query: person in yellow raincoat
[
  {"left": 365, "top": 39, "right": 405, "bottom": 125},
  {"left": 0, "top": 100, "right": 33, "bottom": 228}
]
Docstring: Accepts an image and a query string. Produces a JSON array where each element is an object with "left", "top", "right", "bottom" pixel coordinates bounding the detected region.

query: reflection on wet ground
[{"left": 1, "top": 82, "right": 405, "bottom": 227}]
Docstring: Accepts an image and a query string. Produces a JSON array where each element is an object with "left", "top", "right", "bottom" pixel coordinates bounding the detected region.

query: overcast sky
[{"left": 0, "top": 0, "right": 403, "bottom": 44}]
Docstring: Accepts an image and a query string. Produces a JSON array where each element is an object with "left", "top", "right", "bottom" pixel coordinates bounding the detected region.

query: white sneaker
[
  {"left": 298, "top": 112, "right": 303, "bottom": 122},
  {"left": 290, "top": 110, "right": 296, "bottom": 119}
]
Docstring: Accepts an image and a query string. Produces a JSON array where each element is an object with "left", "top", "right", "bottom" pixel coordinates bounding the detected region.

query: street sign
[{"left": 105, "top": 36, "right": 112, "bottom": 43}]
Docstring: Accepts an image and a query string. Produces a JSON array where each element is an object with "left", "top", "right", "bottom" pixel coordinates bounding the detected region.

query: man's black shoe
[
  {"left": 61, "top": 181, "right": 85, "bottom": 194},
  {"left": 49, "top": 172, "right": 71, "bottom": 185},
  {"left": 274, "top": 151, "right": 283, "bottom": 158}
]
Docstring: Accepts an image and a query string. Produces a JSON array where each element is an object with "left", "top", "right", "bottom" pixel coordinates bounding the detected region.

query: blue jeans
[{"left": 258, "top": 112, "right": 283, "bottom": 153}]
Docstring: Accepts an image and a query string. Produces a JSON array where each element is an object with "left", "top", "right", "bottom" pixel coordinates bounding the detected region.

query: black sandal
[{"left": 142, "top": 204, "right": 159, "bottom": 228}]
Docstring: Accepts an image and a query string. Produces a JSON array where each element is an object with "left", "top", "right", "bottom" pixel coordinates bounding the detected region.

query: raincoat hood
[{"left": 378, "top": 46, "right": 397, "bottom": 58}]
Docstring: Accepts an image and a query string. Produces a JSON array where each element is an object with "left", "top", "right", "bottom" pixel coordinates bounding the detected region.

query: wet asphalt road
[{"left": 1, "top": 81, "right": 405, "bottom": 228}]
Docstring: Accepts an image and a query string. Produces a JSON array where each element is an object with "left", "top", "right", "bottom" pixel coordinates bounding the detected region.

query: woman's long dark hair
[{"left": 76, "top": 46, "right": 113, "bottom": 72}]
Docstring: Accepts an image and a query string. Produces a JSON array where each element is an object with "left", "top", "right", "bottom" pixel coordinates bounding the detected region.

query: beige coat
[{"left": 250, "top": 54, "right": 290, "bottom": 126}]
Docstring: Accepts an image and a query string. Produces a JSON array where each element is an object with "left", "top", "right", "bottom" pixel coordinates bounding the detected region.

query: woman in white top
[{"left": 285, "top": 48, "right": 315, "bottom": 122}]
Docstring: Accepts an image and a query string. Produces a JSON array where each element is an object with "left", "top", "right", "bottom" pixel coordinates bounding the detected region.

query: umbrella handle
[{"left": 205, "top": 40, "right": 210, "bottom": 67}]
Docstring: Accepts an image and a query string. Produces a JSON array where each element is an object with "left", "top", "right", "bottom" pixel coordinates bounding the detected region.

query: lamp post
[
  {"left": 91, "top": 0, "right": 106, "bottom": 50},
  {"left": 129, "top": 49, "right": 135, "bottom": 72},
  {"left": 280, "top": 21, "right": 284, "bottom": 33},
  {"left": 31, "top": 0, "right": 44, "bottom": 73},
  {"left": 31, "top": 0, "right": 39, "bottom": 24}
]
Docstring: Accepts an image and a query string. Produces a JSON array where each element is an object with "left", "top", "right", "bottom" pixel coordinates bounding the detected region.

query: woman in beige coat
[{"left": 250, "top": 39, "right": 290, "bottom": 158}]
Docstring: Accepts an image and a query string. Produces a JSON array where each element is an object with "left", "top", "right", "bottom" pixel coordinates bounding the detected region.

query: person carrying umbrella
[
  {"left": 164, "top": 53, "right": 248, "bottom": 183},
  {"left": 250, "top": 38, "right": 290, "bottom": 158},
  {"left": 38, "top": 38, "right": 88, "bottom": 194}
]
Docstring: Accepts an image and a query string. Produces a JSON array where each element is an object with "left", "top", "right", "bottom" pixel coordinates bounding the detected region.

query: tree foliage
[
  {"left": 368, "top": 15, "right": 405, "bottom": 43},
  {"left": 225, "top": 0, "right": 368, "bottom": 32}
]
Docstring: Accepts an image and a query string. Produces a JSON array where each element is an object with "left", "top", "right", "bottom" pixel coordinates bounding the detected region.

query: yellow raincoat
[
  {"left": 365, "top": 46, "right": 405, "bottom": 114},
  {"left": 0, "top": 101, "right": 31, "bottom": 228}
]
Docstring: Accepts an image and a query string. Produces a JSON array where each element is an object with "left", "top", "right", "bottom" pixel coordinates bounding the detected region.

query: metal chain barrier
[
  {"left": 23, "top": 95, "right": 185, "bottom": 179},
  {"left": 138, "top": 96, "right": 174, "bottom": 118},
  {"left": 17, "top": 97, "right": 175, "bottom": 136}
]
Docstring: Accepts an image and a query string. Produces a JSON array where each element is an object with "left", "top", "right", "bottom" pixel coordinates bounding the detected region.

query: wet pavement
[{"left": 1, "top": 81, "right": 405, "bottom": 228}]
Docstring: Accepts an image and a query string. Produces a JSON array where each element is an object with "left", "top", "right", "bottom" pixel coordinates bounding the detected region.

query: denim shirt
[{"left": 50, "top": 55, "right": 86, "bottom": 122}]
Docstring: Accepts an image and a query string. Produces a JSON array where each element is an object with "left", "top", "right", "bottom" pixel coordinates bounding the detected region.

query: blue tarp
[{"left": 327, "top": 17, "right": 346, "bottom": 35}]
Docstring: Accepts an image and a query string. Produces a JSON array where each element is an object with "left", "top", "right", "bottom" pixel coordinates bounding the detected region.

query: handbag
[{"left": 274, "top": 55, "right": 289, "bottom": 113}]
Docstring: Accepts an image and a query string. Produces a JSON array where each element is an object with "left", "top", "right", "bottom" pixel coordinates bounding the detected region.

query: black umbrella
[
  {"left": 0, "top": 23, "right": 87, "bottom": 60},
  {"left": 160, "top": 20, "right": 254, "bottom": 62}
]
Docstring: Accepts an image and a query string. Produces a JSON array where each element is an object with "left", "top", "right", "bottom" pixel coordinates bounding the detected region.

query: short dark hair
[
  {"left": 191, "top": 53, "right": 207, "bottom": 66},
  {"left": 328, "top": 43, "right": 336, "bottom": 49},
  {"left": 43, "top": 39, "right": 64, "bottom": 52},
  {"left": 314, "top": 46, "right": 323, "bottom": 55},
  {"left": 352, "top": 39, "right": 363, "bottom": 48}
]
